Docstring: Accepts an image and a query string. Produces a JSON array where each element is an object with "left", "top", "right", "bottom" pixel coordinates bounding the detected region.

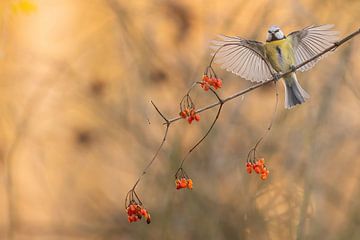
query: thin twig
[
  {"left": 246, "top": 81, "right": 279, "bottom": 163},
  {"left": 151, "top": 100, "right": 169, "bottom": 124},
  {"left": 255, "top": 81, "right": 279, "bottom": 145},
  {"left": 131, "top": 102, "right": 170, "bottom": 190},
  {"left": 179, "top": 87, "right": 224, "bottom": 168}
]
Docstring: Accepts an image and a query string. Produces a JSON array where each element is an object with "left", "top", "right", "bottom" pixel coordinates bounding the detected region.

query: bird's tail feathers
[{"left": 284, "top": 74, "right": 309, "bottom": 109}]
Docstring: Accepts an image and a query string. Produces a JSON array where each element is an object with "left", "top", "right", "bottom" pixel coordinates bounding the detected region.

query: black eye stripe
[{"left": 268, "top": 29, "right": 280, "bottom": 33}]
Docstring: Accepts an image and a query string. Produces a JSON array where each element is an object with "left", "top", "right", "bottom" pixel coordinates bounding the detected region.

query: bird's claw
[
  {"left": 290, "top": 65, "right": 297, "bottom": 72},
  {"left": 272, "top": 73, "right": 281, "bottom": 81}
]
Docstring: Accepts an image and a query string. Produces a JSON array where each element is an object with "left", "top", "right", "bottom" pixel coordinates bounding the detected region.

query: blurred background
[{"left": 0, "top": 0, "right": 360, "bottom": 239}]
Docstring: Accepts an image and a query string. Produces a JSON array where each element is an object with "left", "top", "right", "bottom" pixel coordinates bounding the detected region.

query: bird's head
[{"left": 266, "top": 26, "right": 285, "bottom": 42}]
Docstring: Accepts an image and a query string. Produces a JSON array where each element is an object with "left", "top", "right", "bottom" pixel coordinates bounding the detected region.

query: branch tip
[{"left": 151, "top": 100, "right": 169, "bottom": 124}]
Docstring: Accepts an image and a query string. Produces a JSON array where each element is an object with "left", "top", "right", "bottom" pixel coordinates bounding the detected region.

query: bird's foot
[
  {"left": 290, "top": 65, "right": 297, "bottom": 72},
  {"left": 272, "top": 73, "right": 281, "bottom": 81}
]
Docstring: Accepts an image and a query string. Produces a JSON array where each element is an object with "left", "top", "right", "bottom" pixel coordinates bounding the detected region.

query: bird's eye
[
  {"left": 268, "top": 30, "right": 272, "bottom": 33},
  {"left": 275, "top": 29, "right": 279, "bottom": 32}
]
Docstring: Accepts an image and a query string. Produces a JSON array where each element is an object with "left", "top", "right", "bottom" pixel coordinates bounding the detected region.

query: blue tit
[{"left": 211, "top": 24, "right": 339, "bottom": 109}]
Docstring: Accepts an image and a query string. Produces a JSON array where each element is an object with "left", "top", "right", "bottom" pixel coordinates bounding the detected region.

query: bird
[{"left": 210, "top": 24, "right": 339, "bottom": 109}]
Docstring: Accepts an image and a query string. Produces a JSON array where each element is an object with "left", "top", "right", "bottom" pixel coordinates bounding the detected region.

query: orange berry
[
  {"left": 260, "top": 169, "right": 269, "bottom": 180},
  {"left": 179, "top": 111, "right": 187, "bottom": 119},
  {"left": 254, "top": 165, "right": 261, "bottom": 174},
  {"left": 246, "top": 162, "right": 252, "bottom": 174},
  {"left": 135, "top": 205, "right": 142, "bottom": 215},
  {"left": 175, "top": 179, "right": 181, "bottom": 189},
  {"left": 128, "top": 204, "right": 136, "bottom": 215},
  {"left": 187, "top": 179, "right": 193, "bottom": 190},
  {"left": 188, "top": 116, "right": 194, "bottom": 124},
  {"left": 180, "top": 178, "right": 187, "bottom": 188},
  {"left": 204, "top": 75, "right": 212, "bottom": 83},
  {"left": 140, "top": 208, "right": 147, "bottom": 217},
  {"left": 209, "top": 79, "right": 217, "bottom": 89},
  {"left": 257, "top": 158, "right": 265, "bottom": 165},
  {"left": 201, "top": 82, "right": 210, "bottom": 91},
  {"left": 215, "top": 79, "right": 222, "bottom": 88},
  {"left": 194, "top": 114, "right": 200, "bottom": 121},
  {"left": 128, "top": 215, "right": 135, "bottom": 222}
]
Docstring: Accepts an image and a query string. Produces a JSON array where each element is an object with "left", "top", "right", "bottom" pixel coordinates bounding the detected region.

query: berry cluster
[
  {"left": 175, "top": 167, "right": 193, "bottom": 190},
  {"left": 200, "top": 74, "right": 222, "bottom": 91},
  {"left": 246, "top": 158, "right": 270, "bottom": 180},
  {"left": 126, "top": 202, "right": 151, "bottom": 224},
  {"left": 179, "top": 107, "right": 200, "bottom": 124},
  {"left": 179, "top": 94, "right": 200, "bottom": 124},
  {"left": 175, "top": 177, "right": 193, "bottom": 190},
  {"left": 125, "top": 190, "right": 151, "bottom": 224}
]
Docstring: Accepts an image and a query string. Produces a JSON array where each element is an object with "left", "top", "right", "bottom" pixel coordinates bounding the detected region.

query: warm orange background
[{"left": 0, "top": 0, "right": 360, "bottom": 239}]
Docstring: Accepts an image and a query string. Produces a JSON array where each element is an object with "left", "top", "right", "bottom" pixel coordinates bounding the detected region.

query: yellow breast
[{"left": 264, "top": 38, "right": 295, "bottom": 73}]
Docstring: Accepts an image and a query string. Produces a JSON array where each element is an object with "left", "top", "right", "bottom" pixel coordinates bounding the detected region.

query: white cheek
[{"left": 275, "top": 32, "right": 283, "bottom": 39}]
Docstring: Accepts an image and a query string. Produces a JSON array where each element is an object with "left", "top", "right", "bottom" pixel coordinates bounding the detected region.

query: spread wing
[
  {"left": 288, "top": 24, "right": 339, "bottom": 72},
  {"left": 210, "top": 35, "right": 275, "bottom": 83}
]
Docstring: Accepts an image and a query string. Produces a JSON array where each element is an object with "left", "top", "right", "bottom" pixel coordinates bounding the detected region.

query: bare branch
[{"left": 126, "top": 27, "right": 360, "bottom": 208}]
